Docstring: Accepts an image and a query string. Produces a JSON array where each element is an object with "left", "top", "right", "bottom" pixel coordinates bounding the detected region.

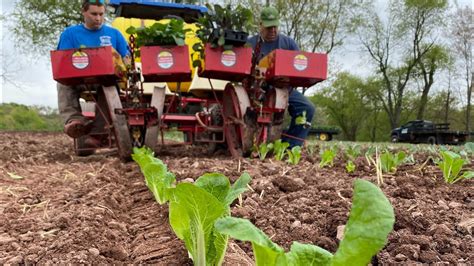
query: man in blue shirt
[
  {"left": 57, "top": 0, "right": 129, "bottom": 139},
  {"left": 247, "top": 6, "right": 315, "bottom": 148}
]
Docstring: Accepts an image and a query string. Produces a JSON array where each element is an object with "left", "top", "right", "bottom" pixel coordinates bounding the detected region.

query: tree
[
  {"left": 449, "top": 5, "right": 473, "bottom": 133},
  {"left": 10, "top": 0, "right": 84, "bottom": 55},
  {"left": 413, "top": 45, "right": 451, "bottom": 119},
  {"left": 355, "top": 0, "right": 448, "bottom": 129},
  {"left": 235, "top": 0, "right": 366, "bottom": 53},
  {"left": 313, "top": 72, "right": 371, "bottom": 141}
]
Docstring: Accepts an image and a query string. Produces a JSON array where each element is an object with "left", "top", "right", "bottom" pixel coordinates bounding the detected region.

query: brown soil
[{"left": 0, "top": 132, "right": 472, "bottom": 264}]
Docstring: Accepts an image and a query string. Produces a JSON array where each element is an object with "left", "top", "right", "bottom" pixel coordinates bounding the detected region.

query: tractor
[{"left": 50, "top": 0, "right": 327, "bottom": 160}]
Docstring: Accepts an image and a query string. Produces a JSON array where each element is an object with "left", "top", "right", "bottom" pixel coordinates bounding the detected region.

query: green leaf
[
  {"left": 332, "top": 179, "right": 395, "bottom": 266},
  {"left": 170, "top": 183, "right": 228, "bottom": 266},
  {"left": 125, "top": 26, "right": 136, "bottom": 35},
  {"left": 462, "top": 171, "right": 474, "bottom": 179},
  {"left": 132, "top": 147, "right": 176, "bottom": 204},
  {"left": 214, "top": 217, "right": 285, "bottom": 265},
  {"left": 194, "top": 173, "right": 230, "bottom": 203},
  {"left": 345, "top": 160, "right": 356, "bottom": 173},
  {"left": 285, "top": 241, "right": 333, "bottom": 266},
  {"left": 224, "top": 172, "right": 251, "bottom": 206}
]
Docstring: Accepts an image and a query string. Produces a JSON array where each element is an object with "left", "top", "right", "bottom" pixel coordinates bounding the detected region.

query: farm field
[{"left": 0, "top": 131, "right": 472, "bottom": 264}]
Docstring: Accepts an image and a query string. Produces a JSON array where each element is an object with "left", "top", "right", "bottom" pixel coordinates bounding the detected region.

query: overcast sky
[{"left": 0, "top": 0, "right": 472, "bottom": 108}]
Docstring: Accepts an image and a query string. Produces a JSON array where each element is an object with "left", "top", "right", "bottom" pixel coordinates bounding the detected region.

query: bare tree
[
  {"left": 449, "top": 5, "right": 473, "bottom": 133},
  {"left": 235, "top": 0, "right": 365, "bottom": 53},
  {"left": 356, "top": 0, "right": 448, "bottom": 129}
]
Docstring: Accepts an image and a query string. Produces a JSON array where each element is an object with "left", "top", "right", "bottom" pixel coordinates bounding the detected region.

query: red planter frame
[
  {"left": 259, "top": 49, "right": 328, "bottom": 87},
  {"left": 51, "top": 46, "right": 120, "bottom": 86},
  {"left": 199, "top": 44, "right": 252, "bottom": 81},
  {"left": 140, "top": 45, "right": 192, "bottom": 82}
]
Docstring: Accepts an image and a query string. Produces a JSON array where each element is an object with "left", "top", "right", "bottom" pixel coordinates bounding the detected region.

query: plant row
[{"left": 132, "top": 147, "right": 395, "bottom": 266}]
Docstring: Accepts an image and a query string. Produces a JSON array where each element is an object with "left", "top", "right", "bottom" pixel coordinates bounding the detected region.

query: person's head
[
  {"left": 259, "top": 6, "right": 279, "bottom": 42},
  {"left": 82, "top": 0, "right": 106, "bottom": 30}
]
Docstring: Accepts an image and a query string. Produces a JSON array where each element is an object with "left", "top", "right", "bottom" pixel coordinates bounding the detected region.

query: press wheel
[
  {"left": 144, "top": 86, "right": 166, "bottom": 151},
  {"left": 103, "top": 86, "right": 133, "bottom": 161},
  {"left": 222, "top": 84, "right": 255, "bottom": 158}
]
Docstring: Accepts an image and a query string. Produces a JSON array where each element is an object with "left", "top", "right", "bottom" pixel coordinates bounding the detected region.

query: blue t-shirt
[
  {"left": 57, "top": 24, "right": 129, "bottom": 57},
  {"left": 247, "top": 34, "right": 299, "bottom": 60}
]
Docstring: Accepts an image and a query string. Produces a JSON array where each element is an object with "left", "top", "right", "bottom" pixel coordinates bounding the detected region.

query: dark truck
[{"left": 391, "top": 120, "right": 469, "bottom": 145}]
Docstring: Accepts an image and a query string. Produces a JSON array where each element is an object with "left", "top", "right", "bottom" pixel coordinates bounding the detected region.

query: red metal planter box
[
  {"left": 140, "top": 45, "right": 192, "bottom": 82},
  {"left": 199, "top": 44, "right": 252, "bottom": 81},
  {"left": 51, "top": 46, "right": 121, "bottom": 86},
  {"left": 259, "top": 50, "right": 328, "bottom": 87}
]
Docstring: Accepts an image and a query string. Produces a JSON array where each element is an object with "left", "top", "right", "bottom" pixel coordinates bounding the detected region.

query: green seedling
[
  {"left": 319, "top": 148, "right": 337, "bottom": 168},
  {"left": 274, "top": 140, "right": 290, "bottom": 161},
  {"left": 133, "top": 147, "right": 251, "bottom": 266},
  {"left": 132, "top": 147, "right": 176, "bottom": 204},
  {"left": 437, "top": 150, "right": 474, "bottom": 184},
  {"left": 380, "top": 151, "right": 406, "bottom": 174},
  {"left": 215, "top": 179, "right": 395, "bottom": 266},
  {"left": 345, "top": 160, "right": 356, "bottom": 173},
  {"left": 257, "top": 142, "right": 274, "bottom": 161},
  {"left": 286, "top": 146, "right": 302, "bottom": 165},
  {"left": 344, "top": 144, "right": 361, "bottom": 160}
]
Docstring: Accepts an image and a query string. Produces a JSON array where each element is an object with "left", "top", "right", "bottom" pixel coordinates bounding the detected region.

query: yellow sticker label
[
  {"left": 72, "top": 51, "right": 89, "bottom": 69},
  {"left": 293, "top": 54, "right": 308, "bottom": 71},
  {"left": 157, "top": 51, "right": 174, "bottom": 69},
  {"left": 221, "top": 50, "right": 237, "bottom": 67}
]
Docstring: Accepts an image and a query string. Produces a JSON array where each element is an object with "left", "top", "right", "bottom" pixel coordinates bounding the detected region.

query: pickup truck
[{"left": 390, "top": 120, "right": 469, "bottom": 145}]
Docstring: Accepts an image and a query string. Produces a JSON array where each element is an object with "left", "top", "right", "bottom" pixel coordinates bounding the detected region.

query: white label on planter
[
  {"left": 221, "top": 50, "right": 236, "bottom": 67},
  {"left": 157, "top": 51, "right": 174, "bottom": 69},
  {"left": 293, "top": 54, "right": 308, "bottom": 71},
  {"left": 72, "top": 51, "right": 89, "bottom": 69}
]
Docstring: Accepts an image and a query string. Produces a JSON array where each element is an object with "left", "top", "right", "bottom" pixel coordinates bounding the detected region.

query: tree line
[{"left": 4, "top": 0, "right": 472, "bottom": 141}]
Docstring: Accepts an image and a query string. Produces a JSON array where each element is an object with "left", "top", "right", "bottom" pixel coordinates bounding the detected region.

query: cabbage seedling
[{"left": 215, "top": 179, "right": 395, "bottom": 266}]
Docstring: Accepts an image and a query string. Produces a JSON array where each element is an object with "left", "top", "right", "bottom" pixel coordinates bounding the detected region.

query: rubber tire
[
  {"left": 391, "top": 135, "right": 399, "bottom": 143},
  {"left": 319, "top": 133, "right": 329, "bottom": 141},
  {"left": 427, "top": 136, "right": 437, "bottom": 145}
]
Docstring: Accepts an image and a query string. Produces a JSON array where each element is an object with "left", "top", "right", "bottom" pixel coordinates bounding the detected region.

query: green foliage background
[{"left": 0, "top": 103, "right": 62, "bottom": 131}]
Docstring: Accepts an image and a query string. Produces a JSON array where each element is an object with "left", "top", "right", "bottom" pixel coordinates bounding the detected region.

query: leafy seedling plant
[
  {"left": 345, "top": 160, "right": 356, "bottom": 173},
  {"left": 132, "top": 147, "right": 251, "bottom": 266},
  {"left": 273, "top": 140, "right": 290, "bottom": 161},
  {"left": 344, "top": 144, "right": 361, "bottom": 173},
  {"left": 255, "top": 142, "right": 274, "bottom": 161},
  {"left": 437, "top": 150, "right": 474, "bottom": 184},
  {"left": 286, "top": 146, "right": 302, "bottom": 165},
  {"left": 215, "top": 179, "right": 395, "bottom": 266},
  {"left": 380, "top": 151, "right": 407, "bottom": 174},
  {"left": 126, "top": 19, "right": 190, "bottom": 57},
  {"left": 319, "top": 148, "right": 337, "bottom": 168}
]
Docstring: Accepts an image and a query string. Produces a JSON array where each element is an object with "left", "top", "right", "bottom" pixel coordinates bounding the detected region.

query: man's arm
[{"left": 115, "top": 29, "right": 130, "bottom": 58}]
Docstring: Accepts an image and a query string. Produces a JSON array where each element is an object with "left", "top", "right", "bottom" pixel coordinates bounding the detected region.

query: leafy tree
[
  {"left": 235, "top": 0, "right": 368, "bottom": 54},
  {"left": 0, "top": 103, "right": 61, "bottom": 131},
  {"left": 449, "top": 5, "right": 473, "bottom": 133},
  {"left": 313, "top": 72, "right": 372, "bottom": 141},
  {"left": 10, "top": 0, "right": 86, "bottom": 55},
  {"left": 355, "top": 0, "right": 449, "bottom": 129},
  {"left": 412, "top": 45, "right": 451, "bottom": 119}
]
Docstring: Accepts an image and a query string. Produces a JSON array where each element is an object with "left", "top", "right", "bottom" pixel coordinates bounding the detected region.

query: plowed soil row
[{"left": 0, "top": 132, "right": 472, "bottom": 264}]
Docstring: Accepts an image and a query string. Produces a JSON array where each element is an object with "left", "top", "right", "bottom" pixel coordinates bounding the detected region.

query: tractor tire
[
  {"left": 319, "top": 133, "right": 329, "bottom": 141},
  {"left": 427, "top": 136, "right": 437, "bottom": 145},
  {"left": 391, "top": 135, "right": 399, "bottom": 143}
]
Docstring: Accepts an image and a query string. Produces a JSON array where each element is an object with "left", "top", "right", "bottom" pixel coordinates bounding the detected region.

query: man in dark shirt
[{"left": 247, "top": 6, "right": 315, "bottom": 148}]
